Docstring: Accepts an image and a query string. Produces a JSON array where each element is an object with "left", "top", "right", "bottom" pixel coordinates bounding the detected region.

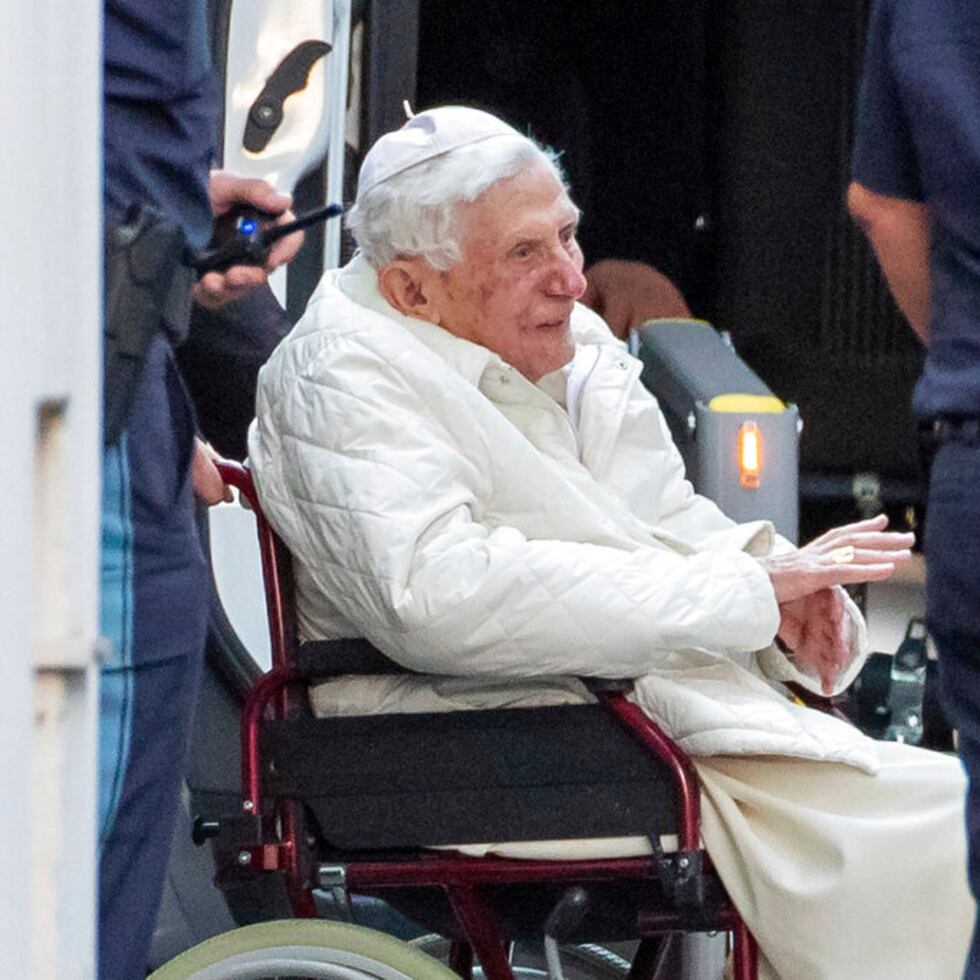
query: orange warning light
[{"left": 738, "top": 421, "right": 761, "bottom": 489}]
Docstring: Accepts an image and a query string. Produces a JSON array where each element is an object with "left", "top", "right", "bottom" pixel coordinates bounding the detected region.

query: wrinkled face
[{"left": 431, "top": 162, "right": 587, "bottom": 381}]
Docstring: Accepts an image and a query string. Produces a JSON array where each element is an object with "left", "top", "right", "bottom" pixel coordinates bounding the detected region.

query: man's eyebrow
[{"left": 501, "top": 204, "right": 581, "bottom": 250}]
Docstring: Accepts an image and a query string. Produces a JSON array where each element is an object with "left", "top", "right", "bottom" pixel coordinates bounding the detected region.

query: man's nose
[{"left": 547, "top": 250, "right": 587, "bottom": 299}]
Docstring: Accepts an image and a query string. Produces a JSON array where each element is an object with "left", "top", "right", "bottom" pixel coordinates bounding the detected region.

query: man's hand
[
  {"left": 193, "top": 172, "right": 305, "bottom": 309},
  {"left": 777, "top": 587, "right": 852, "bottom": 694},
  {"left": 581, "top": 259, "right": 691, "bottom": 339},
  {"left": 192, "top": 438, "right": 233, "bottom": 505},
  {"left": 759, "top": 514, "right": 914, "bottom": 604}
]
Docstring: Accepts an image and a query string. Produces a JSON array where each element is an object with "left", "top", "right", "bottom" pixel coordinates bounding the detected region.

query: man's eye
[
  {"left": 512, "top": 243, "right": 535, "bottom": 259},
  {"left": 560, "top": 226, "right": 578, "bottom": 245}
]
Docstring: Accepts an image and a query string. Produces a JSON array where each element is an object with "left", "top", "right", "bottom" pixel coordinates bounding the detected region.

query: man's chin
[{"left": 522, "top": 334, "right": 575, "bottom": 382}]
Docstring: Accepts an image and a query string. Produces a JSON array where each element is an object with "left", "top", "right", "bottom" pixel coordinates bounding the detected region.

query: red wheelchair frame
[{"left": 210, "top": 458, "right": 760, "bottom": 979}]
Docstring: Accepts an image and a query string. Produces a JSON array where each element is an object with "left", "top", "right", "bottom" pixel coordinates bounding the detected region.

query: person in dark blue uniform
[
  {"left": 100, "top": 3, "right": 301, "bottom": 976},
  {"left": 848, "top": 1, "right": 980, "bottom": 973}
]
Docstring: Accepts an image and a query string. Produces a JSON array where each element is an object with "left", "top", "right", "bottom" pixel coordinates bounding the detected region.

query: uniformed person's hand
[
  {"left": 193, "top": 171, "right": 305, "bottom": 309},
  {"left": 581, "top": 258, "right": 691, "bottom": 339},
  {"left": 191, "top": 437, "right": 233, "bottom": 505}
]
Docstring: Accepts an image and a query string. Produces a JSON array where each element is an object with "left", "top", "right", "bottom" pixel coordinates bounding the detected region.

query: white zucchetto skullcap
[{"left": 357, "top": 106, "right": 524, "bottom": 195}]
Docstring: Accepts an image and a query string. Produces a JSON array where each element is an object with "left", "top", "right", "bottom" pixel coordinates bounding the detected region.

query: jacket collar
[{"left": 336, "top": 253, "right": 503, "bottom": 388}]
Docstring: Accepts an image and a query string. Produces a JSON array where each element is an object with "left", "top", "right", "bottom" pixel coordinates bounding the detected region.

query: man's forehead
[
  {"left": 464, "top": 171, "right": 580, "bottom": 241},
  {"left": 504, "top": 198, "right": 580, "bottom": 240}
]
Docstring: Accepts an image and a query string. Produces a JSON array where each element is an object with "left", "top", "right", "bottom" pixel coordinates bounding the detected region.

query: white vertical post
[
  {"left": 0, "top": 1, "right": 102, "bottom": 976},
  {"left": 324, "top": 0, "right": 352, "bottom": 270}
]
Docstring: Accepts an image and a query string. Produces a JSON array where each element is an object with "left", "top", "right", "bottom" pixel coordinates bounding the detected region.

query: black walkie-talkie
[{"left": 193, "top": 202, "right": 343, "bottom": 275}]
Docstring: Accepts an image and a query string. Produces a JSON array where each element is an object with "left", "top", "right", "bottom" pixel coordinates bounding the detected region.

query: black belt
[{"left": 919, "top": 417, "right": 980, "bottom": 447}]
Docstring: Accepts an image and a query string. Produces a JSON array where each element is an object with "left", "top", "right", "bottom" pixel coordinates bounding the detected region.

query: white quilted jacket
[{"left": 249, "top": 255, "right": 878, "bottom": 773}]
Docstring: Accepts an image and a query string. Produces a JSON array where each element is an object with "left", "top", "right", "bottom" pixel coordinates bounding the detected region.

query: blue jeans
[
  {"left": 99, "top": 337, "right": 209, "bottom": 980},
  {"left": 925, "top": 438, "right": 980, "bottom": 979}
]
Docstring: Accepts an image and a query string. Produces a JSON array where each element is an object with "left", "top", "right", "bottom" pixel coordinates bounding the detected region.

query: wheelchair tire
[
  {"left": 147, "top": 919, "right": 459, "bottom": 979},
  {"left": 409, "top": 935, "right": 631, "bottom": 978}
]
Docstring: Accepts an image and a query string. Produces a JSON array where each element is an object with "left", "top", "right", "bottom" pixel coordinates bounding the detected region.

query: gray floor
[{"left": 864, "top": 555, "right": 926, "bottom": 656}]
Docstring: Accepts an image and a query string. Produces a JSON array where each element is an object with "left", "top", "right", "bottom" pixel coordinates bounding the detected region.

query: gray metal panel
[
  {"left": 691, "top": 405, "right": 799, "bottom": 543},
  {"left": 635, "top": 318, "right": 799, "bottom": 542},
  {"left": 636, "top": 319, "right": 771, "bottom": 425}
]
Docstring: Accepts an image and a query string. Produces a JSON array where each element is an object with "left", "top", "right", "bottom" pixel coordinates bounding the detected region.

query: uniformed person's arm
[{"left": 847, "top": 182, "right": 930, "bottom": 342}]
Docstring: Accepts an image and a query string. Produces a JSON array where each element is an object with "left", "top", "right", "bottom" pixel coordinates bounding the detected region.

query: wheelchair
[{"left": 177, "top": 455, "right": 762, "bottom": 980}]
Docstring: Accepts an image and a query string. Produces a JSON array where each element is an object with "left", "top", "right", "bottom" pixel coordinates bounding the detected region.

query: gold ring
[{"left": 830, "top": 545, "right": 855, "bottom": 565}]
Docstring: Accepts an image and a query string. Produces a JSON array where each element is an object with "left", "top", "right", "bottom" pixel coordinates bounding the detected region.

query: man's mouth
[{"left": 535, "top": 315, "right": 570, "bottom": 331}]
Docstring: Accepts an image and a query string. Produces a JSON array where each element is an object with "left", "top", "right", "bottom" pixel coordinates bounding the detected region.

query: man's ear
[{"left": 377, "top": 259, "right": 441, "bottom": 324}]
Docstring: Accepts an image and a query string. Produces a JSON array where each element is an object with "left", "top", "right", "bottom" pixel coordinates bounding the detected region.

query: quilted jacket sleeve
[
  {"left": 251, "top": 333, "right": 781, "bottom": 680},
  {"left": 594, "top": 365, "right": 759, "bottom": 544}
]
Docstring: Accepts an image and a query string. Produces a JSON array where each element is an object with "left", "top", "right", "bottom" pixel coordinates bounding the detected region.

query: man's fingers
[
  {"left": 810, "top": 531, "right": 914, "bottom": 556},
  {"left": 847, "top": 547, "right": 913, "bottom": 565},
  {"left": 763, "top": 545, "right": 905, "bottom": 604},
  {"left": 844, "top": 531, "right": 916, "bottom": 551},
  {"left": 817, "top": 611, "right": 847, "bottom": 656},
  {"left": 192, "top": 440, "right": 231, "bottom": 506},
  {"left": 778, "top": 612, "right": 804, "bottom": 650},
  {"left": 829, "top": 514, "right": 890, "bottom": 535},
  {"left": 267, "top": 228, "right": 305, "bottom": 271},
  {"left": 192, "top": 273, "right": 229, "bottom": 309},
  {"left": 798, "top": 639, "right": 839, "bottom": 696},
  {"left": 821, "top": 561, "right": 897, "bottom": 587},
  {"left": 809, "top": 586, "right": 839, "bottom": 609},
  {"left": 827, "top": 585, "right": 847, "bottom": 620},
  {"left": 223, "top": 265, "right": 267, "bottom": 290},
  {"left": 811, "top": 634, "right": 848, "bottom": 694},
  {"left": 193, "top": 267, "right": 268, "bottom": 309},
  {"left": 209, "top": 171, "right": 292, "bottom": 217},
  {"left": 807, "top": 514, "right": 889, "bottom": 548},
  {"left": 773, "top": 560, "right": 898, "bottom": 602},
  {"left": 777, "top": 587, "right": 853, "bottom": 695}
]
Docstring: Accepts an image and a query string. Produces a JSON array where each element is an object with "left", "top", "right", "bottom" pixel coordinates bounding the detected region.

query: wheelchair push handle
[{"left": 214, "top": 458, "right": 260, "bottom": 511}]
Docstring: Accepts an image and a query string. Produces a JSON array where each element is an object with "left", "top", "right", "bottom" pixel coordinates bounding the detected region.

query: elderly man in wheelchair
[{"left": 245, "top": 106, "right": 972, "bottom": 978}]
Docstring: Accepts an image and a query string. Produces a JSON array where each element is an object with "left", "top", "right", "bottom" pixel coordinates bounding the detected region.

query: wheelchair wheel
[
  {"left": 409, "top": 935, "right": 631, "bottom": 978},
  {"left": 148, "top": 919, "right": 459, "bottom": 979}
]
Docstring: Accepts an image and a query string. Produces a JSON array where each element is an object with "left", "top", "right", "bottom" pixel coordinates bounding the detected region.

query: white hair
[{"left": 346, "top": 135, "right": 567, "bottom": 270}]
